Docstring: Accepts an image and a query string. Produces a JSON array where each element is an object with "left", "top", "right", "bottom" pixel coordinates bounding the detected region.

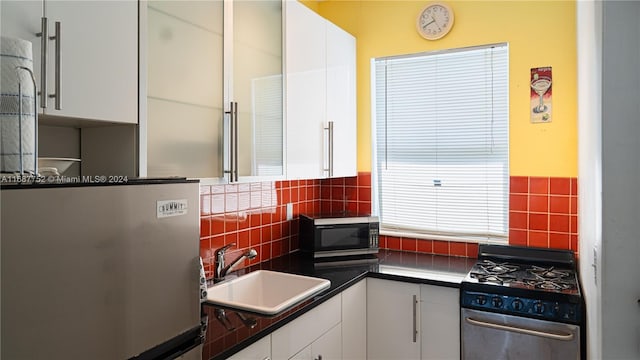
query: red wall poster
[{"left": 530, "top": 67, "right": 552, "bottom": 123}]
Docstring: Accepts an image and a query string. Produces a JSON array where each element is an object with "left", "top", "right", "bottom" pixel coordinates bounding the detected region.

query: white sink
[{"left": 205, "top": 270, "right": 331, "bottom": 315}]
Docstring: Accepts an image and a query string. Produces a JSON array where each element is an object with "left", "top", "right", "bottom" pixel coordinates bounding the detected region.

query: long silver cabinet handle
[
  {"left": 412, "top": 294, "right": 418, "bottom": 343},
  {"left": 224, "top": 102, "right": 235, "bottom": 181},
  {"left": 233, "top": 101, "right": 239, "bottom": 182},
  {"left": 328, "top": 121, "right": 334, "bottom": 177},
  {"left": 465, "top": 317, "right": 575, "bottom": 341},
  {"left": 49, "top": 21, "right": 61, "bottom": 110},
  {"left": 323, "top": 121, "right": 334, "bottom": 177},
  {"left": 36, "top": 17, "right": 48, "bottom": 108}
]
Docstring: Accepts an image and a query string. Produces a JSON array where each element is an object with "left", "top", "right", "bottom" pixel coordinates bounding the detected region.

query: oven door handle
[{"left": 465, "top": 317, "right": 575, "bottom": 341}]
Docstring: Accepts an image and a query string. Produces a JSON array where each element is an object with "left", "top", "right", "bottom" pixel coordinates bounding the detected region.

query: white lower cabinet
[
  {"left": 290, "top": 323, "right": 342, "bottom": 360},
  {"left": 226, "top": 278, "right": 458, "bottom": 360},
  {"left": 367, "top": 278, "right": 421, "bottom": 360},
  {"left": 367, "top": 278, "right": 460, "bottom": 360},
  {"left": 228, "top": 335, "right": 271, "bottom": 360},
  {"left": 272, "top": 295, "right": 341, "bottom": 360},
  {"left": 228, "top": 280, "right": 368, "bottom": 360},
  {"left": 341, "top": 280, "right": 367, "bottom": 359},
  {"left": 420, "top": 285, "right": 460, "bottom": 360}
]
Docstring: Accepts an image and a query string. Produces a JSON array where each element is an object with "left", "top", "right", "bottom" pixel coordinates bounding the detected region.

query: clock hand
[
  {"left": 424, "top": 18, "right": 436, "bottom": 27},
  {"left": 432, "top": 19, "right": 442, "bottom": 31}
]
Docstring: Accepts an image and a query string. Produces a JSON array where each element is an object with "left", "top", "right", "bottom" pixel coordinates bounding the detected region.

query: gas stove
[{"left": 461, "top": 245, "right": 582, "bottom": 325}]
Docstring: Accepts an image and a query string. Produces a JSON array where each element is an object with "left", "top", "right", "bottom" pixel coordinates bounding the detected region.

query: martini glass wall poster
[{"left": 530, "top": 67, "right": 552, "bottom": 123}]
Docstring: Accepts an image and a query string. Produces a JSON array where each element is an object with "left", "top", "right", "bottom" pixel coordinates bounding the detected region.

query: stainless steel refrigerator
[{"left": 1, "top": 180, "right": 203, "bottom": 359}]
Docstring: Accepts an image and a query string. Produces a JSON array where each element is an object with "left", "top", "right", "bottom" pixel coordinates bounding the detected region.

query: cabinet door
[
  {"left": 420, "top": 285, "right": 460, "bottom": 360},
  {"left": 45, "top": 1, "right": 137, "bottom": 123},
  {"left": 367, "top": 278, "right": 421, "bottom": 360},
  {"left": 272, "top": 295, "right": 341, "bottom": 360},
  {"left": 341, "top": 280, "right": 366, "bottom": 359},
  {"left": 231, "top": 0, "right": 283, "bottom": 179},
  {"left": 146, "top": 0, "right": 224, "bottom": 178},
  {"left": 311, "top": 323, "right": 342, "bottom": 360},
  {"left": 229, "top": 335, "right": 271, "bottom": 360},
  {"left": 285, "top": 0, "right": 326, "bottom": 180},
  {"left": 326, "top": 21, "right": 356, "bottom": 178},
  {"left": 290, "top": 345, "right": 312, "bottom": 360},
  {"left": 290, "top": 323, "right": 342, "bottom": 360}
]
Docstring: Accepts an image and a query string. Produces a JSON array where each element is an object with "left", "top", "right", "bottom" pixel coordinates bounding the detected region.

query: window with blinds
[{"left": 372, "top": 43, "right": 509, "bottom": 243}]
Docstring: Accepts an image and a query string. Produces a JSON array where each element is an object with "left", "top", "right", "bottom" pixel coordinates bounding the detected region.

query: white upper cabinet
[
  {"left": 145, "top": 0, "right": 224, "bottom": 178},
  {"left": 1, "top": 0, "right": 137, "bottom": 124},
  {"left": 284, "top": 0, "right": 326, "bottom": 180},
  {"left": 144, "top": 0, "right": 283, "bottom": 180},
  {"left": 228, "top": 0, "right": 284, "bottom": 181},
  {"left": 326, "top": 20, "right": 357, "bottom": 179},
  {"left": 285, "top": 1, "right": 357, "bottom": 180}
]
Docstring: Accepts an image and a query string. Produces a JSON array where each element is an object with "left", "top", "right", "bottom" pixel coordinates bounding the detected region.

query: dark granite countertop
[{"left": 201, "top": 250, "right": 475, "bottom": 360}]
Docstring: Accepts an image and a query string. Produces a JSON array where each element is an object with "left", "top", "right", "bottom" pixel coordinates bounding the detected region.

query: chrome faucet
[{"left": 214, "top": 243, "right": 257, "bottom": 283}]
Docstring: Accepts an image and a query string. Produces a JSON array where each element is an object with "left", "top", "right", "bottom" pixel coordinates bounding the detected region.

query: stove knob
[
  {"left": 512, "top": 299, "right": 524, "bottom": 311},
  {"left": 534, "top": 301, "right": 545, "bottom": 314},
  {"left": 476, "top": 295, "right": 487, "bottom": 306},
  {"left": 492, "top": 297, "right": 503, "bottom": 308},
  {"left": 552, "top": 303, "right": 561, "bottom": 313}
]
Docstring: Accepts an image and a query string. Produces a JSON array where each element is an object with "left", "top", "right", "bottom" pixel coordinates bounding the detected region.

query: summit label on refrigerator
[{"left": 157, "top": 199, "right": 189, "bottom": 218}]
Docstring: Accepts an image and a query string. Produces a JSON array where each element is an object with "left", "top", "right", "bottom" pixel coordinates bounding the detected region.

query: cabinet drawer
[
  {"left": 272, "top": 295, "right": 341, "bottom": 359},
  {"left": 228, "top": 335, "right": 271, "bottom": 360}
]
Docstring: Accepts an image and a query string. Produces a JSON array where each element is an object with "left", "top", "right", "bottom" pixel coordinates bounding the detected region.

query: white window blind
[{"left": 372, "top": 44, "right": 509, "bottom": 242}]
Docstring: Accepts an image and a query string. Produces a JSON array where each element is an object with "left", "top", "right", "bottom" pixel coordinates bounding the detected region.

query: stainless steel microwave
[{"left": 299, "top": 213, "right": 379, "bottom": 258}]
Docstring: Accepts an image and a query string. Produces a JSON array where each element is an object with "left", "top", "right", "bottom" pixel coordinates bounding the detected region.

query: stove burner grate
[
  {"left": 524, "top": 272, "right": 576, "bottom": 291},
  {"left": 524, "top": 279, "right": 575, "bottom": 291},
  {"left": 478, "top": 260, "right": 521, "bottom": 275},
  {"left": 528, "top": 265, "right": 571, "bottom": 280},
  {"left": 470, "top": 272, "right": 516, "bottom": 285}
]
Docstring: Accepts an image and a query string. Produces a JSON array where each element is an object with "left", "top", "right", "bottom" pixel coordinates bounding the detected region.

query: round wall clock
[{"left": 416, "top": 2, "right": 454, "bottom": 40}]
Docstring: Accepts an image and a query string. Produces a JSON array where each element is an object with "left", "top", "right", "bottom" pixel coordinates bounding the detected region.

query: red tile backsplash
[
  {"left": 529, "top": 195, "right": 548, "bottom": 213},
  {"left": 529, "top": 230, "right": 549, "bottom": 248},
  {"left": 509, "top": 211, "right": 528, "bottom": 229},
  {"left": 529, "top": 213, "right": 548, "bottom": 231},
  {"left": 200, "top": 173, "right": 579, "bottom": 274},
  {"left": 550, "top": 196, "right": 570, "bottom": 214},
  {"left": 550, "top": 177, "right": 571, "bottom": 195},
  {"left": 508, "top": 176, "right": 579, "bottom": 254},
  {"left": 199, "top": 178, "right": 324, "bottom": 279},
  {"left": 510, "top": 194, "right": 528, "bottom": 211},
  {"left": 433, "top": 240, "right": 449, "bottom": 255},
  {"left": 510, "top": 176, "right": 528, "bottom": 193},
  {"left": 529, "top": 177, "right": 549, "bottom": 194}
]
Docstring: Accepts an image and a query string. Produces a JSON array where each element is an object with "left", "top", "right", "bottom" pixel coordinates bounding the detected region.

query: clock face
[{"left": 417, "top": 3, "right": 454, "bottom": 40}]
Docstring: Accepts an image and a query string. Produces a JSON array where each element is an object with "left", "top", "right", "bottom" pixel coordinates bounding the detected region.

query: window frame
[{"left": 370, "top": 43, "right": 510, "bottom": 244}]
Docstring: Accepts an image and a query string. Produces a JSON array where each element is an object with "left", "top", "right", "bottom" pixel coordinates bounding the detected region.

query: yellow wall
[
  {"left": 299, "top": 0, "right": 320, "bottom": 12},
  {"left": 314, "top": 0, "right": 577, "bottom": 177}
]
